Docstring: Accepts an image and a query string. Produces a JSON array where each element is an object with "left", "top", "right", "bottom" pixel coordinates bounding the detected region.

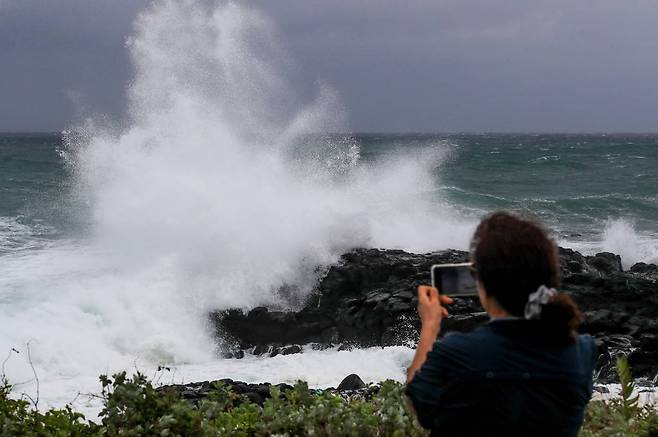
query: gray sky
[{"left": 2, "top": 0, "right": 658, "bottom": 133}]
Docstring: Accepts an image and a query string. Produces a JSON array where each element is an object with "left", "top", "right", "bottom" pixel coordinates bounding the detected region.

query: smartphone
[{"left": 430, "top": 263, "right": 478, "bottom": 297}]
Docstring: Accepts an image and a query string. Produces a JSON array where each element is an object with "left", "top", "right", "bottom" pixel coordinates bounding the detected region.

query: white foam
[
  {"left": 13, "top": 346, "right": 414, "bottom": 421},
  {"left": 1, "top": 0, "right": 474, "bottom": 414},
  {"left": 558, "top": 218, "right": 658, "bottom": 269},
  {"left": 593, "top": 384, "right": 658, "bottom": 409},
  {"left": 0, "top": 216, "right": 56, "bottom": 253},
  {"left": 601, "top": 219, "right": 658, "bottom": 269}
]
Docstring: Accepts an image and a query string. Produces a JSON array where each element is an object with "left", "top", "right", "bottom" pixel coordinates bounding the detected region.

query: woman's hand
[
  {"left": 407, "top": 286, "right": 454, "bottom": 383},
  {"left": 417, "top": 285, "right": 453, "bottom": 334}
]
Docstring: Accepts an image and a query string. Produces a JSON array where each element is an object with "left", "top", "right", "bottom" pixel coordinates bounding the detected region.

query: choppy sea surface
[
  {"left": 363, "top": 132, "right": 658, "bottom": 262},
  {"left": 3, "top": 132, "right": 657, "bottom": 262},
  {"left": 1, "top": 132, "right": 656, "bottom": 417}
]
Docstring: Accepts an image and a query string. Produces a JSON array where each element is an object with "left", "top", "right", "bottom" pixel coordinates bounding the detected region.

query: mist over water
[{"left": 0, "top": 0, "right": 472, "bottom": 407}]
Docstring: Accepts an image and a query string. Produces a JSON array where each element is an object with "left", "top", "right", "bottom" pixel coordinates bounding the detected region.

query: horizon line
[{"left": 3, "top": 130, "right": 658, "bottom": 136}]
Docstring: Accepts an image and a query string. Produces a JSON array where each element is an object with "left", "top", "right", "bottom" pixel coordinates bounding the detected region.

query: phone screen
[{"left": 431, "top": 263, "right": 478, "bottom": 297}]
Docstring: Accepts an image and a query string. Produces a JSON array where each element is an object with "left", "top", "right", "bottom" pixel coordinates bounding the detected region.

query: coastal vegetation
[{"left": 1, "top": 358, "right": 656, "bottom": 436}]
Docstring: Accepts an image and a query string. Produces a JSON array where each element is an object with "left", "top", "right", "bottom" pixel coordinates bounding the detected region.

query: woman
[{"left": 406, "top": 212, "right": 596, "bottom": 436}]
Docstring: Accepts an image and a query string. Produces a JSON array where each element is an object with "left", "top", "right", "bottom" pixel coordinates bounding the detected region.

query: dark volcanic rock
[
  {"left": 252, "top": 344, "right": 268, "bottom": 355},
  {"left": 211, "top": 247, "right": 658, "bottom": 381},
  {"left": 211, "top": 249, "right": 473, "bottom": 349},
  {"left": 337, "top": 374, "right": 366, "bottom": 391},
  {"left": 163, "top": 379, "right": 289, "bottom": 407},
  {"left": 163, "top": 376, "right": 378, "bottom": 406},
  {"left": 281, "top": 345, "right": 302, "bottom": 355},
  {"left": 587, "top": 252, "right": 623, "bottom": 274},
  {"left": 630, "top": 262, "right": 658, "bottom": 274}
]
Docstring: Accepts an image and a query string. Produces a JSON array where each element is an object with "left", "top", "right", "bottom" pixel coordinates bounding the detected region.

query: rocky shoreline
[
  {"left": 210, "top": 247, "right": 658, "bottom": 384},
  {"left": 164, "top": 374, "right": 374, "bottom": 407}
]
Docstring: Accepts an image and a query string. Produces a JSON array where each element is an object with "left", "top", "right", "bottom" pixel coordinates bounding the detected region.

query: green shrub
[
  {"left": 616, "top": 356, "right": 640, "bottom": 422},
  {"left": 582, "top": 398, "right": 658, "bottom": 437},
  {"left": 580, "top": 356, "right": 658, "bottom": 437},
  {"left": 0, "top": 376, "right": 101, "bottom": 436},
  {"left": 97, "top": 374, "right": 425, "bottom": 436},
  {"left": 0, "top": 362, "right": 657, "bottom": 436},
  {"left": 99, "top": 372, "right": 210, "bottom": 436}
]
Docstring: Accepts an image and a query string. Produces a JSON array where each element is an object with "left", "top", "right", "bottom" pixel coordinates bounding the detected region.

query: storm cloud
[{"left": 1, "top": 0, "right": 657, "bottom": 132}]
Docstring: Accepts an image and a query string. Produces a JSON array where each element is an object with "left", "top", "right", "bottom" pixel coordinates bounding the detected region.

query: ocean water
[
  {"left": 2, "top": 132, "right": 657, "bottom": 417},
  {"left": 3, "top": 132, "right": 658, "bottom": 261},
  {"left": 1, "top": 0, "right": 657, "bottom": 419}
]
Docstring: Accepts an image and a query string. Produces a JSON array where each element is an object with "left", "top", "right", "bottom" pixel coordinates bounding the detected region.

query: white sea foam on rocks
[{"left": 558, "top": 218, "right": 658, "bottom": 269}]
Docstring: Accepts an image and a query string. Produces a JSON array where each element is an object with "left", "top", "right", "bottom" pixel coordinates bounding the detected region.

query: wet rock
[
  {"left": 320, "top": 327, "right": 340, "bottom": 343},
  {"left": 233, "top": 382, "right": 248, "bottom": 394},
  {"left": 393, "top": 289, "right": 414, "bottom": 300},
  {"left": 252, "top": 344, "right": 268, "bottom": 355},
  {"left": 250, "top": 306, "right": 269, "bottom": 317},
  {"left": 337, "top": 374, "right": 366, "bottom": 391},
  {"left": 629, "top": 262, "right": 658, "bottom": 283},
  {"left": 211, "top": 247, "right": 658, "bottom": 380},
  {"left": 275, "top": 382, "right": 294, "bottom": 392},
  {"left": 164, "top": 377, "right": 383, "bottom": 407},
  {"left": 255, "top": 383, "right": 271, "bottom": 398},
  {"left": 630, "top": 262, "right": 657, "bottom": 273},
  {"left": 581, "top": 310, "right": 628, "bottom": 334},
  {"left": 245, "top": 392, "right": 264, "bottom": 405},
  {"left": 593, "top": 385, "right": 610, "bottom": 394},
  {"left": 587, "top": 252, "right": 623, "bottom": 274},
  {"left": 220, "top": 349, "right": 246, "bottom": 359},
  {"left": 163, "top": 379, "right": 296, "bottom": 407},
  {"left": 310, "top": 342, "right": 334, "bottom": 350},
  {"left": 212, "top": 248, "right": 473, "bottom": 349},
  {"left": 281, "top": 345, "right": 302, "bottom": 355}
]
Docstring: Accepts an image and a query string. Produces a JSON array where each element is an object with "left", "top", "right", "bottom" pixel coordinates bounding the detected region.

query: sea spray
[
  {"left": 67, "top": 0, "right": 474, "bottom": 311},
  {"left": 601, "top": 219, "right": 658, "bottom": 269},
  {"left": 0, "top": 0, "right": 473, "bottom": 406}
]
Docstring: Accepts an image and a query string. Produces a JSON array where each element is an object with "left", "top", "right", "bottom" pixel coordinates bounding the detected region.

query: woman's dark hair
[{"left": 470, "top": 211, "right": 582, "bottom": 341}]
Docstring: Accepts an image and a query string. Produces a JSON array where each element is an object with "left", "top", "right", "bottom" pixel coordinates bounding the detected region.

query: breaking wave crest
[
  {"left": 601, "top": 219, "right": 658, "bottom": 269},
  {"left": 0, "top": 0, "right": 473, "bottom": 399}
]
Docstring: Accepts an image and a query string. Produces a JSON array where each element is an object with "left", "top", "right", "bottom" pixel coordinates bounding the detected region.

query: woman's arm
[{"left": 406, "top": 285, "right": 452, "bottom": 383}]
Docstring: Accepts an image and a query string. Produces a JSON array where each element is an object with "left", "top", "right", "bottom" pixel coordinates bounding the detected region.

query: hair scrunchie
[{"left": 524, "top": 285, "right": 556, "bottom": 319}]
